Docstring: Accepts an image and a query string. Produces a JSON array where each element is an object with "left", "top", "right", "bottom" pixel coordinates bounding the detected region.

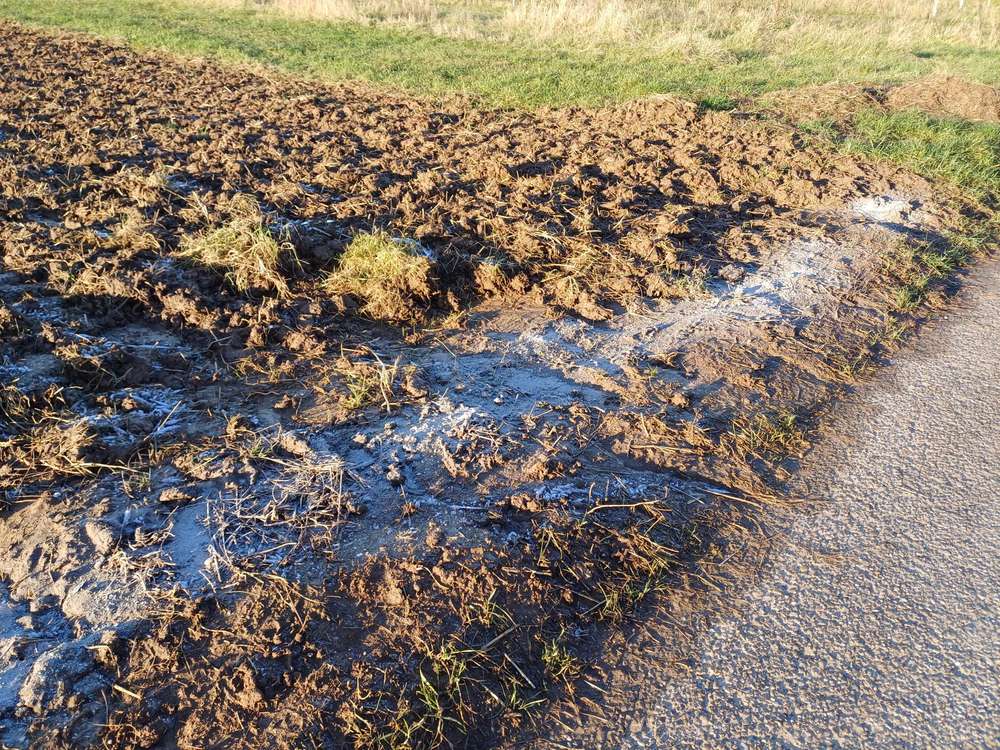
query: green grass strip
[{"left": 2, "top": 0, "right": 999, "bottom": 108}]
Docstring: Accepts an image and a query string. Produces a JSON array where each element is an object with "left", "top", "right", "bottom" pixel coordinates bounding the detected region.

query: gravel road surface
[{"left": 617, "top": 263, "right": 1000, "bottom": 749}]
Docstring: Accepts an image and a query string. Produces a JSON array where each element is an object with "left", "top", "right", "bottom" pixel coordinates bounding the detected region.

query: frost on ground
[{"left": 0, "top": 186, "right": 945, "bottom": 745}]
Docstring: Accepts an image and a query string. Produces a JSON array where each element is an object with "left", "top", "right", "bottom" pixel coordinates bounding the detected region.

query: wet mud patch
[{"left": 0, "top": 20, "right": 985, "bottom": 750}]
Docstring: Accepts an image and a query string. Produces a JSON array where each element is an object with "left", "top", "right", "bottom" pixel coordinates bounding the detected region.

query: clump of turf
[
  {"left": 724, "top": 410, "right": 805, "bottom": 464},
  {"left": 179, "top": 194, "right": 294, "bottom": 296},
  {"left": 325, "top": 231, "right": 438, "bottom": 322}
]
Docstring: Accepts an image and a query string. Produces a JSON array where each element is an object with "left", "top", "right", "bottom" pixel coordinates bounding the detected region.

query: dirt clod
[{"left": 83, "top": 521, "right": 116, "bottom": 557}]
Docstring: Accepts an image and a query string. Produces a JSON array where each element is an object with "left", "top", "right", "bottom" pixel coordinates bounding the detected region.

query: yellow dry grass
[
  {"left": 324, "top": 231, "right": 436, "bottom": 322},
  {"left": 193, "top": 0, "right": 1000, "bottom": 54},
  {"left": 179, "top": 194, "right": 294, "bottom": 296}
]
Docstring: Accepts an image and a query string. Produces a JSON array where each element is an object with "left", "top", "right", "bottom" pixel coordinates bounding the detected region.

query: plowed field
[{"left": 0, "top": 22, "right": 979, "bottom": 750}]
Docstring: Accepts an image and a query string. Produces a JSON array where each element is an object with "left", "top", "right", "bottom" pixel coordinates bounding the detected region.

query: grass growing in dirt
[
  {"left": 179, "top": 194, "right": 294, "bottom": 296},
  {"left": 541, "top": 631, "right": 581, "bottom": 684},
  {"left": 325, "top": 232, "right": 437, "bottom": 322},
  {"left": 725, "top": 411, "right": 806, "bottom": 464},
  {"left": 840, "top": 109, "right": 1000, "bottom": 202},
  {"left": 882, "top": 216, "right": 997, "bottom": 314},
  {"left": 2, "top": 0, "right": 999, "bottom": 107},
  {"left": 887, "top": 240, "right": 969, "bottom": 312}
]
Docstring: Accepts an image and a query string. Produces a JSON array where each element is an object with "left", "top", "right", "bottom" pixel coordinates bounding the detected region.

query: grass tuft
[
  {"left": 725, "top": 411, "right": 805, "bottom": 463},
  {"left": 540, "top": 630, "right": 580, "bottom": 685},
  {"left": 179, "top": 194, "right": 294, "bottom": 296},
  {"left": 325, "top": 231, "right": 437, "bottom": 322},
  {"left": 884, "top": 236, "right": 972, "bottom": 312}
]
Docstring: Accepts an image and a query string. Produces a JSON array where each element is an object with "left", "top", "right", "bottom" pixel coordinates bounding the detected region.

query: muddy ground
[{"left": 0, "top": 21, "right": 990, "bottom": 750}]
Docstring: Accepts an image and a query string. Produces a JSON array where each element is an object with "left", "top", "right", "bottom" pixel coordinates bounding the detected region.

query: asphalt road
[{"left": 624, "top": 263, "right": 1000, "bottom": 749}]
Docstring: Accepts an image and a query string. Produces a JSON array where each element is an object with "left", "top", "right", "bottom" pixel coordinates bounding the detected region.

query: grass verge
[
  {"left": 1, "top": 0, "right": 999, "bottom": 107},
  {"left": 838, "top": 109, "right": 1000, "bottom": 202}
]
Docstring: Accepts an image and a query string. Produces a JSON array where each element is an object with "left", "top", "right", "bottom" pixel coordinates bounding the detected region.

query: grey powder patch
[
  {"left": 166, "top": 501, "right": 212, "bottom": 589},
  {"left": 501, "top": 195, "right": 933, "bottom": 391}
]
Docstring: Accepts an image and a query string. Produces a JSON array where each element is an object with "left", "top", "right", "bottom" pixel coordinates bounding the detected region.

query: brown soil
[
  {"left": 886, "top": 75, "right": 1000, "bottom": 123},
  {"left": 0, "top": 21, "right": 980, "bottom": 750},
  {"left": 760, "top": 77, "right": 1000, "bottom": 126}
]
